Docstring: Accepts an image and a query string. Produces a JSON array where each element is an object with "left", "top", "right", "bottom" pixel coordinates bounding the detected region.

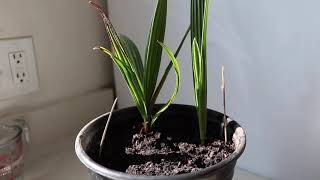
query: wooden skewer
[
  {"left": 99, "top": 98, "right": 118, "bottom": 158},
  {"left": 221, "top": 65, "right": 227, "bottom": 144}
]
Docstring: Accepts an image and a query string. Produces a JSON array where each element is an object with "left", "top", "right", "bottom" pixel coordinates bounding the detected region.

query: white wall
[
  {"left": 109, "top": 0, "right": 320, "bottom": 179},
  {"left": 0, "top": 0, "right": 113, "bottom": 112},
  {"left": 0, "top": 0, "right": 114, "bottom": 161}
]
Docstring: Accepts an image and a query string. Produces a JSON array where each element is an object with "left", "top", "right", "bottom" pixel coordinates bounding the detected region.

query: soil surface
[{"left": 125, "top": 132, "right": 235, "bottom": 176}]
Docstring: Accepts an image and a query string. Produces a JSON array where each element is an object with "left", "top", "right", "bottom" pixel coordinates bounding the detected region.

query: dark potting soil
[
  {"left": 125, "top": 132, "right": 235, "bottom": 176},
  {"left": 87, "top": 119, "right": 235, "bottom": 177}
]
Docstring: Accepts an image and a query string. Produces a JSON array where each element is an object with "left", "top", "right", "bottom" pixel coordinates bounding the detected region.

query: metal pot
[{"left": 75, "top": 104, "right": 246, "bottom": 180}]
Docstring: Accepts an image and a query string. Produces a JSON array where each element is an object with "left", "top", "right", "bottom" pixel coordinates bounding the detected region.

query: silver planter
[{"left": 75, "top": 104, "right": 246, "bottom": 180}]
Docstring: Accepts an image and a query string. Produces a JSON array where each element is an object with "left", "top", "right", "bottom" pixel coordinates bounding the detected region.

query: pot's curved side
[
  {"left": 75, "top": 104, "right": 246, "bottom": 180},
  {"left": 87, "top": 162, "right": 235, "bottom": 180}
]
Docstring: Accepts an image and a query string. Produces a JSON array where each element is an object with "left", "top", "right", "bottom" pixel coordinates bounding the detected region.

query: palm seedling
[
  {"left": 191, "top": 0, "right": 209, "bottom": 144},
  {"left": 191, "top": 0, "right": 229, "bottom": 144},
  {"left": 89, "top": 0, "right": 190, "bottom": 132}
]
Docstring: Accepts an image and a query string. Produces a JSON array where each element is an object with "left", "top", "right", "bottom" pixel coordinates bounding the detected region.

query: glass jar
[{"left": 0, "top": 119, "right": 29, "bottom": 180}]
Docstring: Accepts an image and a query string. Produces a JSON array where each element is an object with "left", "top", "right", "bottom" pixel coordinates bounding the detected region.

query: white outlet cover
[
  {"left": 0, "top": 37, "right": 39, "bottom": 100},
  {"left": 9, "top": 51, "right": 32, "bottom": 86}
]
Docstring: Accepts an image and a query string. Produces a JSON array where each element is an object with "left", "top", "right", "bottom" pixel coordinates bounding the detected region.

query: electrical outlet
[
  {"left": 0, "top": 37, "right": 39, "bottom": 100},
  {"left": 9, "top": 51, "right": 29, "bottom": 84}
]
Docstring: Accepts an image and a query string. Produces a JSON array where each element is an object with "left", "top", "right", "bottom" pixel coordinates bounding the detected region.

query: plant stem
[
  {"left": 99, "top": 98, "right": 118, "bottom": 158},
  {"left": 221, "top": 66, "right": 227, "bottom": 144},
  {"left": 143, "top": 119, "right": 150, "bottom": 133}
]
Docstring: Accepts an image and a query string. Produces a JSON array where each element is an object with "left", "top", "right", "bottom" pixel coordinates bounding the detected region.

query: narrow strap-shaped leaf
[
  {"left": 97, "top": 47, "right": 142, "bottom": 100},
  {"left": 144, "top": 0, "right": 167, "bottom": 106},
  {"left": 89, "top": 1, "right": 144, "bottom": 92},
  {"left": 151, "top": 42, "right": 181, "bottom": 125},
  {"left": 119, "top": 35, "right": 144, "bottom": 81},
  {"left": 201, "top": 0, "right": 209, "bottom": 57},
  {"left": 89, "top": 1, "right": 127, "bottom": 62},
  {"left": 95, "top": 46, "right": 148, "bottom": 121},
  {"left": 150, "top": 25, "right": 190, "bottom": 106},
  {"left": 105, "top": 24, "right": 145, "bottom": 94},
  {"left": 191, "top": 0, "right": 209, "bottom": 144},
  {"left": 192, "top": 39, "right": 207, "bottom": 144},
  {"left": 96, "top": 47, "right": 143, "bottom": 103},
  {"left": 192, "top": 39, "right": 200, "bottom": 97},
  {"left": 191, "top": 0, "right": 205, "bottom": 46}
]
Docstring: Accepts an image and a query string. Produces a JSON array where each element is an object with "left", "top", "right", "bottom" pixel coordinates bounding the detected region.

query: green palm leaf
[
  {"left": 119, "top": 35, "right": 144, "bottom": 81},
  {"left": 192, "top": 39, "right": 207, "bottom": 144},
  {"left": 95, "top": 46, "right": 148, "bottom": 121},
  {"left": 90, "top": 0, "right": 186, "bottom": 132},
  {"left": 144, "top": 0, "right": 167, "bottom": 106},
  {"left": 150, "top": 25, "right": 190, "bottom": 107},
  {"left": 151, "top": 42, "right": 181, "bottom": 125},
  {"left": 191, "top": 0, "right": 209, "bottom": 144}
]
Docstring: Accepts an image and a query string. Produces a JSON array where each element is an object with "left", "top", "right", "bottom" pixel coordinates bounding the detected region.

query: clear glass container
[{"left": 0, "top": 119, "right": 29, "bottom": 180}]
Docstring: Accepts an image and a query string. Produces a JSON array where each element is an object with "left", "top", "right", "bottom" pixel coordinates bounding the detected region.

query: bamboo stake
[
  {"left": 221, "top": 65, "right": 227, "bottom": 144},
  {"left": 99, "top": 98, "right": 118, "bottom": 158}
]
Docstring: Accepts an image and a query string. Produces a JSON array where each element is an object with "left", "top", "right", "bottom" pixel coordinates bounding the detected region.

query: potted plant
[{"left": 75, "top": 0, "right": 246, "bottom": 180}]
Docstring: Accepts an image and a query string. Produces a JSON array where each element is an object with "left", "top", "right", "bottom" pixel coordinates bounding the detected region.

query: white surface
[
  {"left": 24, "top": 88, "right": 114, "bottom": 162},
  {"left": 0, "top": 37, "right": 39, "bottom": 100},
  {"left": 25, "top": 135, "right": 89, "bottom": 180},
  {"left": 23, "top": 88, "right": 114, "bottom": 180},
  {"left": 0, "top": 0, "right": 112, "bottom": 113},
  {"left": 109, "top": 0, "right": 320, "bottom": 180}
]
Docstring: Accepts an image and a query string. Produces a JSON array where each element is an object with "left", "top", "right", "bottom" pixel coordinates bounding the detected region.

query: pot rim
[{"left": 75, "top": 104, "right": 246, "bottom": 180}]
